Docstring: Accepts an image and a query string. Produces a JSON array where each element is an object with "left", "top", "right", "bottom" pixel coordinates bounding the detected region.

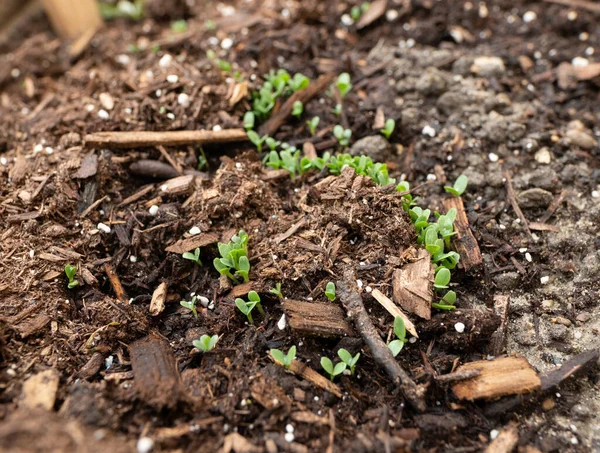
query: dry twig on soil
[
  {"left": 84, "top": 129, "right": 248, "bottom": 148},
  {"left": 337, "top": 271, "right": 427, "bottom": 411}
]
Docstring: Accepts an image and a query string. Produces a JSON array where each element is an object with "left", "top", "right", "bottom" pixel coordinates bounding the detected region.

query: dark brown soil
[{"left": 1, "top": 1, "right": 599, "bottom": 452}]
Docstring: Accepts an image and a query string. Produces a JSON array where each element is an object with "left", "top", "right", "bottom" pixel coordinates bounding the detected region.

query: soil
[{"left": 1, "top": 0, "right": 599, "bottom": 452}]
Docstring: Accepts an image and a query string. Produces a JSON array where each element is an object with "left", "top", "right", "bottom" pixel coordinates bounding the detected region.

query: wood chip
[
  {"left": 165, "top": 232, "right": 219, "bottom": 254},
  {"left": 20, "top": 368, "right": 59, "bottom": 411},
  {"left": 372, "top": 108, "right": 385, "bottom": 130},
  {"left": 73, "top": 152, "right": 98, "bottom": 179},
  {"left": 282, "top": 300, "right": 355, "bottom": 337},
  {"left": 222, "top": 433, "right": 261, "bottom": 453},
  {"left": 103, "top": 263, "right": 128, "bottom": 303},
  {"left": 229, "top": 81, "right": 248, "bottom": 106},
  {"left": 452, "top": 356, "right": 541, "bottom": 401},
  {"left": 442, "top": 197, "right": 482, "bottom": 271},
  {"left": 484, "top": 424, "right": 519, "bottom": 453},
  {"left": 356, "top": 0, "right": 387, "bottom": 29},
  {"left": 268, "top": 354, "right": 342, "bottom": 398},
  {"left": 117, "top": 184, "right": 155, "bottom": 207},
  {"left": 392, "top": 248, "right": 433, "bottom": 320},
  {"left": 291, "top": 411, "right": 330, "bottom": 425},
  {"left": 9, "top": 154, "right": 28, "bottom": 183},
  {"left": 130, "top": 336, "right": 188, "bottom": 409},
  {"left": 160, "top": 174, "right": 195, "bottom": 195},
  {"left": 149, "top": 282, "right": 168, "bottom": 316},
  {"left": 371, "top": 289, "right": 418, "bottom": 338},
  {"left": 302, "top": 141, "right": 317, "bottom": 160},
  {"left": 250, "top": 374, "right": 292, "bottom": 410},
  {"left": 7, "top": 211, "right": 41, "bottom": 223},
  {"left": 489, "top": 295, "right": 509, "bottom": 356}
]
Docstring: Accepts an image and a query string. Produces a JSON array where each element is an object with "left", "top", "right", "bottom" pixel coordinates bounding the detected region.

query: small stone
[
  {"left": 471, "top": 56, "right": 505, "bottom": 78},
  {"left": 517, "top": 188, "right": 554, "bottom": 209},
  {"left": 285, "top": 424, "right": 294, "bottom": 433},
  {"left": 488, "top": 152, "right": 499, "bottom": 162},
  {"left": 566, "top": 129, "right": 597, "bottom": 150},
  {"left": 99, "top": 92, "right": 114, "bottom": 110},
  {"left": 348, "top": 135, "right": 391, "bottom": 162},
  {"left": 189, "top": 226, "right": 201, "bottom": 235},
  {"left": 159, "top": 54, "right": 173, "bottom": 68},
  {"left": 284, "top": 432, "right": 295, "bottom": 443},
  {"left": 535, "top": 147, "right": 551, "bottom": 164},
  {"left": 576, "top": 313, "right": 591, "bottom": 323},
  {"left": 137, "top": 437, "right": 154, "bottom": 453},
  {"left": 523, "top": 11, "right": 537, "bottom": 23},
  {"left": 167, "top": 74, "right": 179, "bottom": 83},
  {"left": 97, "top": 223, "right": 111, "bottom": 233},
  {"left": 493, "top": 271, "right": 520, "bottom": 290},
  {"left": 341, "top": 14, "right": 353, "bottom": 26},
  {"left": 554, "top": 316, "right": 572, "bottom": 327},
  {"left": 454, "top": 322, "right": 465, "bottom": 333},
  {"left": 571, "top": 56, "right": 588, "bottom": 67},
  {"left": 546, "top": 323, "right": 568, "bottom": 341},
  {"left": 422, "top": 125, "right": 436, "bottom": 137},
  {"left": 177, "top": 93, "right": 190, "bottom": 107},
  {"left": 277, "top": 314, "right": 286, "bottom": 330},
  {"left": 221, "top": 38, "right": 233, "bottom": 49},
  {"left": 98, "top": 109, "right": 109, "bottom": 120},
  {"left": 540, "top": 275, "right": 550, "bottom": 284},
  {"left": 571, "top": 404, "right": 591, "bottom": 419},
  {"left": 198, "top": 296, "right": 210, "bottom": 308},
  {"left": 542, "top": 398, "right": 555, "bottom": 411},
  {"left": 490, "top": 429, "right": 499, "bottom": 440},
  {"left": 130, "top": 255, "right": 137, "bottom": 263},
  {"left": 149, "top": 205, "right": 159, "bottom": 216}
]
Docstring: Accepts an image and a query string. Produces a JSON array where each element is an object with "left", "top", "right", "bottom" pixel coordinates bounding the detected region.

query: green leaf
[
  {"left": 336, "top": 73, "right": 352, "bottom": 98},
  {"left": 434, "top": 267, "right": 451, "bottom": 289},
  {"left": 65, "top": 264, "right": 77, "bottom": 280},
  {"left": 270, "top": 349, "right": 286, "bottom": 364},
  {"left": 393, "top": 316, "right": 406, "bottom": 341},
  {"left": 208, "top": 335, "right": 219, "bottom": 349},
  {"left": 235, "top": 298, "right": 249, "bottom": 315},
  {"left": 338, "top": 348, "right": 352, "bottom": 365},
  {"left": 325, "top": 282, "right": 336, "bottom": 301},
  {"left": 170, "top": 19, "right": 188, "bottom": 33},
  {"left": 248, "top": 291, "right": 260, "bottom": 302},
  {"left": 243, "top": 111, "right": 255, "bottom": 130},
  {"left": 67, "top": 279, "right": 79, "bottom": 289},
  {"left": 388, "top": 339, "right": 404, "bottom": 357},
  {"left": 286, "top": 346, "right": 296, "bottom": 364},
  {"left": 444, "top": 175, "right": 468, "bottom": 197},
  {"left": 238, "top": 256, "right": 250, "bottom": 273},
  {"left": 442, "top": 290, "right": 457, "bottom": 305},
  {"left": 320, "top": 357, "right": 333, "bottom": 374},
  {"left": 291, "top": 100, "right": 303, "bottom": 117},
  {"left": 333, "top": 362, "right": 347, "bottom": 376}
]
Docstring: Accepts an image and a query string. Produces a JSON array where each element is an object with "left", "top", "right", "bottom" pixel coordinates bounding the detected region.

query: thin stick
[
  {"left": 543, "top": 0, "right": 600, "bottom": 13},
  {"left": 157, "top": 145, "right": 183, "bottom": 175},
  {"left": 103, "top": 263, "right": 128, "bottom": 303},
  {"left": 259, "top": 73, "right": 336, "bottom": 137},
  {"left": 371, "top": 289, "right": 418, "bottom": 338},
  {"left": 84, "top": 129, "right": 248, "bottom": 149},
  {"left": 80, "top": 195, "right": 108, "bottom": 218},
  {"left": 337, "top": 271, "right": 426, "bottom": 411},
  {"left": 502, "top": 168, "right": 533, "bottom": 241}
]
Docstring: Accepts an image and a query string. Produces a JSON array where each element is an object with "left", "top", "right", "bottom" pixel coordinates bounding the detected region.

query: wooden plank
[
  {"left": 442, "top": 197, "right": 483, "bottom": 271},
  {"left": 40, "top": 0, "right": 102, "bottom": 40},
  {"left": 130, "top": 336, "right": 188, "bottom": 409},
  {"left": 84, "top": 129, "right": 248, "bottom": 149},
  {"left": 392, "top": 248, "right": 433, "bottom": 320},
  {"left": 165, "top": 232, "right": 219, "bottom": 254},
  {"left": 371, "top": 289, "right": 418, "bottom": 338},
  {"left": 452, "top": 356, "right": 541, "bottom": 401},
  {"left": 281, "top": 300, "right": 355, "bottom": 337}
]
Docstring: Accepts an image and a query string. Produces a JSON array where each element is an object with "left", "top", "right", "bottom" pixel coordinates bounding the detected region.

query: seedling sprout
[
  {"left": 338, "top": 348, "right": 360, "bottom": 374},
  {"left": 292, "top": 100, "right": 303, "bottom": 117},
  {"left": 270, "top": 346, "right": 296, "bottom": 369},
  {"left": 193, "top": 334, "right": 219, "bottom": 352},
  {"left": 234, "top": 291, "right": 264, "bottom": 323},
  {"left": 180, "top": 296, "right": 198, "bottom": 318},
  {"left": 380, "top": 118, "right": 396, "bottom": 139},
  {"left": 444, "top": 175, "right": 469, "bottom": 197},
  {"left": 325, "top": 282, "right": 336, "bottom": 301},
  {"left": 307, "top": 116, "right": 320, "bottom": 135},
  {"left": 269, "top": 283, "right": 283, "bottom": 298},
  {"left": 182, "top": 248, "right": 201, "bottom": 266},
  {"left": 64, "top": 264, "right": 79, "bottom": 289},
  {"left": 321, "top": 356, "right": 347, "bottom": 381},
  {"left": 388, "top": 316, "right": 408, "bottom": 357}
]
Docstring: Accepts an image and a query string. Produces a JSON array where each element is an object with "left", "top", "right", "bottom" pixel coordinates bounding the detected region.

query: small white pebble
[
  {"left": 166, "top": 74, "right": 179, "bottom": 83},
  {"left": 356, "top": 280, "right": 363, "bottom": 289},
  {"left": 29, "top": 250, "right": 35, "bottom": 258},
  {"left": 208, "top": 301, "right": 215, "bottom": 310},
  {"left": 116, "top": 54, "right": 131, "bottom": 65},
  {"left": 522, "top": 11, "right": 537, "bottom": 23},
  {"left": 540, "top": 276, "right": 550, "bottom": 284},
  {"left": 160, "top": 184, "right": 168, "bottom": 192},
  {"left": 525, "top": 252, "right": 532, "bottom": 262},
  {"left": 572, "top": 57, "right": 588, "bottom": 67},
  {"left": 130, "top": 255, "right": 137, "bottom": 263},
  {"left": 159, "top": 54, "right": 173, "bottom": 68},
  {"left": 189, "top": 226, "right": 201, "bottom": 236},
  {"left": 488, "top": 152, "right": 499, "bottom": 162},
  {"left": 198, "top": 296, "right": 210, "bottom": 308},
  {"left": 585, "top": 46, "right": 594, "bottom": 56},
  {"left": 177, "top": 93, "right": 190, "bottom": 107},
  {"left": 285, "top": 424, "right": 294, "bottom": 433},
  {"left": 98, "top": 109, "right": 109, "bottom": 120},
  {"left": 519, "top": 247, "right": 527, "bottom": 253},
  {"left": 11, "top": 68, "right": 20, "bottom": 78},
  {"left": 213, "top": 124, "right": 222, "bottom": 132},
  {"left": 235, "top": 162, "right": 242, "bottom": 169},
  {"left": 535, "top": 148, "right": 551, "bottom": 164},
  {"left": 574, "top": 331, "right": 582, "bottom": 339},
  {"left": 490, "top": 429, "right": 499, "bottom": 440},
  {"left": 591, "top": 191, "right": 599, "bottom": 198},
  {"left": 45, "top": 147, "right": 54, "bottom": 155},
  {"left": 454, "top": 322, "right": 466, "bottom": 333},
  {"left": 341, "top": 14, "right": 354, "bottom": 26},
  {"left": 208, "top": 37, "right": 220, "bottom": 46},
  {"left": 277, "top": 314, "right": 286, "bottom": 330},
  {"left": 137, "top": 437, "right": 154, "bottom": 453},
  {"left": 0, "top": 157, "right": 7, "bottom": 165},
  {"left": 579, "top": 32, "right": 589, "bottom": 41},
  {"left": 6, "top": 369, "right": 16, "bottom": 377},
  {"left": 386, "top": 9, "right": 399, "bottom": 21},
  {"left": 155, "top": 89, "right": 162, "bottom": 97},
  {"left": 365, "top": 286, "right": 372, "bottom": 293},
  {"left": 422, "top": 125, "right": 436, "bottom": 137},
  {"left": 167, "top": 113, "right": 175, "bottom": 120},
  {"left": 149, "top": 205, "right": 159, "bottom": 216},
  {"left": 314, "top": 396, "right": 319, "bottom": 401},
  {"left": 281, "top": 8, "right": 290, "bottom": 18},
  {"left": 97, "top": 223, "right": 111, "bottom": 234},
  {"left": 221, "top": 38, "right": 233, "bottom": 49},
  {"left": 409, "top": 337, "right": 417, "bottom": 344},
  {"left": 105, "top": 356, "right": 114, "bottom": 369},
  {"left": 567, "top": 10, "right": 578, "bottom": 21},
  {"left": 479, "top": 3, "right": 489, "bottom": 18},
  {"left": 571, "top": 438, "right": 578, "bottom": 445},
  {"left": 284, "top": 432, "right": 295, "bottom": 443},
  {"left": 34, "top": 144, "right": 44, "bottom": 153},
  {"left": 426, "top": 173, "right": 437, "bottom": 181}
]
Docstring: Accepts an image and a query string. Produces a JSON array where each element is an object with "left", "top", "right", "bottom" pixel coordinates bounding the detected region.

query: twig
[
  {"left": 337, "top": 270, "right": 426, "bottom": 411},
  {"left": 259, "top": 73, "right": 336, "bottom": 137},
  {"left": 103, "top": 263, "right": 128, "bottom": 303},
  {"left": 543, "top": 0, "right": 600, "bottom": 13},
  {"left": 538, "top": 189, "right": 567, "bottom": 224},
  {"left": 268, "top": 353, "right": 342, "bottom": 397},
  {"left": 157, "top": 145, "right": 183, "bottom": 175},
  {"left": 84, "top": 129, "right": 248, "bottom": 149},
  {"left": 502, "top": 167, "right": 533, "bottom": 241},
  {"left": 435, "top": 368, "right": 481, "bottom": 384},
  {"left": 79, "top": 195, "right": 108, "bottom": 218},
  {"left": 117, "top": 184, "right": 155, "bottom": 207}
]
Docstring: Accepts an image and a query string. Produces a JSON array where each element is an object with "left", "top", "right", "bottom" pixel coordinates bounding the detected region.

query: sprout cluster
[{"left": 213, "top": 230, "right": 250, "bottom": 284}]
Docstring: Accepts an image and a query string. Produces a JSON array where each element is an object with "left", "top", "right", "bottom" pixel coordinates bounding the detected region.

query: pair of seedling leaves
[
  {"left": 213, "top": 230, "right": 250, "bottom": 284},
  {"left": 235, "top": 291, "right": 264, "bottom": 323},
  {"left": 193, "top": 334, "right": 219, "bottom": 352}
]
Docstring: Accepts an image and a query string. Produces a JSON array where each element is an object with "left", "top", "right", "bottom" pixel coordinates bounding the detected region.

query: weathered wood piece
[
  {"left": 160, "top": 174, "right": 195, "bottom": 195},
  {"left": 392, "top": 248, "right": 433, "bottom": 320},
  {"left": 356, "top": 0, "right": 387, "bottom": 29},
  {"left": 165, "top": 232, "right": 219, "bottom": 254},
  {"left": 41, "top": 0, "right": 102, "bottom": 40},
  {"left": 281, "top": 300, "right": 355, "bottom": 337},
  {"left": 130, "top": 336, "right": 187, "bottom": 409},
  {"left": 442, "top": 197, "right": 483, "bottom": 271},
  {"left": 338, "top": 273, "right": 426, "bottom": 411},
  {"left": 371, "top": 289, "right": 418, "bottom": 338},
  {"left": 484, "top": 424, "right": 519, "bottom": 453},
  {"left": 268, "top": 353, "right": 342, "bottom": 398},
  {"left": 20, "top": 369, "right": 60, "bottom": 411},
  {"left": 259, "top": 73, "right": 336, "bottom": 136},
  {"left": 149, "top": 282, "right": 168, "bottom": 316},
  {"left": 452, "top": 356, "right": 541, "bottom": 401},
  {"left": 84, "top": 129, "right": 247, "bottom": 149},
  {"left": 489, "top": 295, "right": 510, "bottom": 356},
  {"left": 103, "top": 263, "right": 128, "bottom": 303}
]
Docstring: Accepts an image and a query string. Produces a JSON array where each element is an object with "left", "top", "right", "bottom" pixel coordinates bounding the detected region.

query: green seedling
[
  {"left": 307, "top": 116, "right": 320, "bottom": 135},
  {"left": 204, "top": 19, "right": 216, "bottom": 30},
  {"left": 288, "top": 73, "right": 309, "bottom": 92},
  {"left": 338, "top": 348, "right": 360, "bottom": 374},
  {"left": 182, "top": 248, "right": 202, "bottom": 266},
  {"left": 247, "top": 130, "right": 268, "bottom": 152},
  {"left": 380, "top": 118, "right": 396, "bottom": 139},
  {"left": 171, "top": 19, "right": 188, "bottom": 33},
  {"left": 444, "top": 175, "right": 469, "bottom": 197},
  {"left": 193, "top": 334, "right": 219, "bottom": 352},
  {"left": 99, "top": 0, "right": 144, "bottom": 20},
  {"left": 325, "top": 282, "right": 336, "bottom": 301},
  {"left": 217, "top": 59, "right": 231, "bottom": 72},
  {"left": 333, "top": 125, "right": 352, "bottom": 147},
  {"left": 434, "top": 267, "right": 451, "bottom": 290},
  {"left": 396, "top": 181, "right": 417, "bottom": 211},
  {"left": 292, "top": 100, "right": 303, "bottom": 117},
  {"left": 265, "top": 137, "right": 281, "bottom": 151},
  {"left": 243, "top": 111, "right": 255, "bottom": 130},
  {"left": 234, "top": 291, "right": 264, "bottom": 323},
  {"left": 320, "top": 356, "right": 347, "bottom": 381},
  {"left": 64, "top": 264, "right": 79, "bottom": 289},
  {"left": 270, "top": 346, "right": 296, "bottom": 369},
  {"left": 336, "top": 73, "right": 352, "bottom": 98},
  {"left": 197, "top": 148, "right": 208, "bottom": 170},
  {"left": 269, "top": 283, "right": 283, "bottom": 298},
  {"left": 432, "top": 290, "right": 457, "bottom": 311},
  {"left": 350, "top": 5, "right": 362, "bottom": 21},
  {"left": 180, "top": 296, "right": 198, "bottom": 318},
  {"left": 388, "top": 316, "right": 408, "bottom": 357},
  {"left": 332, "top": 103, "right": 342, "bottom": 116},
  {"left": 213, "top": 230, "right": 250, "bottom": 284}
]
